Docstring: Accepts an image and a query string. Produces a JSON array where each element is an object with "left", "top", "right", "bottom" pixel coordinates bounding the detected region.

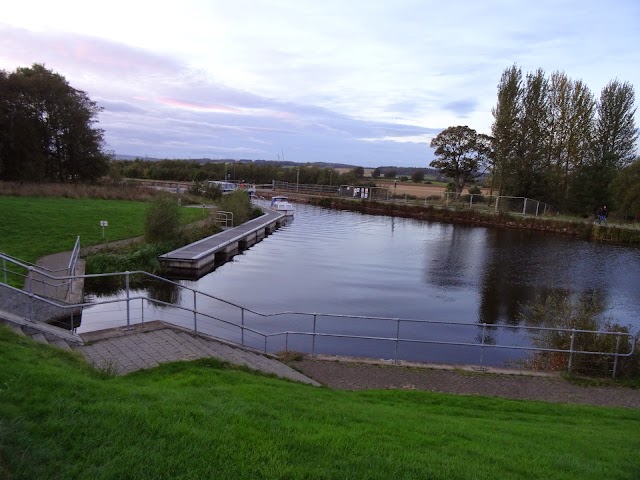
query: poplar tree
[{"left": 596, "top": 80, "right": 638, "bottom": 169}]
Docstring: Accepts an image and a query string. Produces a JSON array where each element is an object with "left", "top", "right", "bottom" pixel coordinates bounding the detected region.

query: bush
[
  {"left": 218, "top": 191, "right": 255, "bottom": 225},
  {"left": 521, "top": 290, "right": 639, "bottom": 377},
  {"left": 145, "top": 194, "right": 181, "bottom": 243},
  {"left": 468, "top": 185, "right": 481, "bottom": 195}
]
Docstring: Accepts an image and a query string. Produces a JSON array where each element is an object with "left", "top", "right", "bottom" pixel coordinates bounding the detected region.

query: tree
[
  {"left": 491, "top": 65, "right": 522, "bottom": 195},
  {"left": 383, "top": 169, "right": 396, "bottom": 179},
  {"left": 411, "top": 170, "right": 425, "bottom": 183},
  {"left": 353, "top": 166, "right": 365, "bottom": 178},
  {"left": 610, "top": 158, "right": 640, "bottom": 219},
  {"left": 429, "top": 126, "right": 492, "bottom": 193},
  {"left": 371, "top": 167, "right": 381, "bottom": 178},
  {"left": 0, "top": 64, "right": 109, "bottom": 182},
  {"left": 596, "top": 80, "right": 638, "bottom": 169}
]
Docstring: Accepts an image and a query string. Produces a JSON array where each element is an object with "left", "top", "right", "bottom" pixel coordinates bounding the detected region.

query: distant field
[{"left": 0, "top": 196, "right": 205, "bottom": 262}]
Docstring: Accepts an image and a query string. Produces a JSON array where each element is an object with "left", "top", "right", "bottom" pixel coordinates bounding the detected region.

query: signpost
[{"left": 100, "top": 220, "right": 108, "bottom": 239}]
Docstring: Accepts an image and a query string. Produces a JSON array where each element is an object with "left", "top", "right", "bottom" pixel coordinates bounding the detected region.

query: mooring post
[{"left": 568, "top": 329, "right": 576, "bottom": 372}]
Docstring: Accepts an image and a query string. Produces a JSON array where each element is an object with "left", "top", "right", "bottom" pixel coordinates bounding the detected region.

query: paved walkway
[
  {"left": 289, "top": 358, "right": 640, "bottom": 408},
  {"left": 76, "top": 322, "right": 319, "bottom": 385}
]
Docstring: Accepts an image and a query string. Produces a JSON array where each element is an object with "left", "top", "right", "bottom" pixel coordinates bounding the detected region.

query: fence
[
  {"left": 0, "top": 253, "right": 633, "bottom": 377},
  {"left": 271, "top": 181, "right": 557, "bottom": 217}
]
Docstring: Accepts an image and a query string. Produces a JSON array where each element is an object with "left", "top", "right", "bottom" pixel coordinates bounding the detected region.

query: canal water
[{"left": 81, "top": 202, "right": 640, "bottom": 366}]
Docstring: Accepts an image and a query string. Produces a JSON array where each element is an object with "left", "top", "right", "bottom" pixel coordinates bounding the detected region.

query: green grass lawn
[
  {"left": 1, "top": 327, "right": 639, "bottom": 480},
  {"left": 0, "top": 196, "right": 206, "bottom": 262}
]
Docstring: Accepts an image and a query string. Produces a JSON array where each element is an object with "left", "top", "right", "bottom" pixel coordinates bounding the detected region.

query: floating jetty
[{"left": 159, "top": 209, "right": 286, "bottom": 276}]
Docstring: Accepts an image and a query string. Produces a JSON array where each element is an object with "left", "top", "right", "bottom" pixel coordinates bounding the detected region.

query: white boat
[{"left": 270, "top": 195, "right": 294, "bottom": 216}]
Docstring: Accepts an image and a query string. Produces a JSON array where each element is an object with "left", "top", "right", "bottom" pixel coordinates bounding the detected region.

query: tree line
[
  {"left": 430, "top": 65, "right": 638, "bottom": 216},
  {"left": 0, "top": 64, "right": 110, "bottom": 182}
]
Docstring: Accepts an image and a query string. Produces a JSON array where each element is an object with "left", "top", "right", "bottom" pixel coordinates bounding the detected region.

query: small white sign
[{"left": 100, "top": 220, "right": 108, "bottom": 227}]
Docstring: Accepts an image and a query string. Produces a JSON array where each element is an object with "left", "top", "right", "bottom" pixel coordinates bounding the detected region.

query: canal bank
[{"left": 298, "top": 196, "right": 640, "bottom": 247}]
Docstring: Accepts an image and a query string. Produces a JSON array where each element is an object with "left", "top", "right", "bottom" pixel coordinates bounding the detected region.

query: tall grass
[{"left": 1, "top": 327, "right": 639, "bottom": 480}]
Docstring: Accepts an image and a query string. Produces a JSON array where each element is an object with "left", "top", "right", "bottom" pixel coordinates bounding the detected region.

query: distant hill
[{"left": 113, "top": 154, "right": 430, "bottom": 171}]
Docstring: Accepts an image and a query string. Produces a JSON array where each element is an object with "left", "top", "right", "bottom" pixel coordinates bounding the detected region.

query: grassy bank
[
  {"left": 0, "top": 196, "right": 206, "bottom": 263},
  {"left": 1, "top": 327, "right": 639, "bottom": 480}
]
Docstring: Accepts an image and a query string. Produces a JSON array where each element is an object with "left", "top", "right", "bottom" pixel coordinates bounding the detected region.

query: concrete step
[
  {"left": 50, "top": 339, "right": 72, "bottom": 351},
  {"left": 4, "top": 322, "right": 27, "bottom": 337},
  {"left": 31, "top": 333, "right": 49, "bottom": 345}
]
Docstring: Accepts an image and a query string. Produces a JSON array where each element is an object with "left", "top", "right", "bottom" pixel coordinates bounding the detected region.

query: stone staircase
[
  {"left": 0, "top": 314, "right": 318, "bottom": 386},
  {"left": 78, "top": 322, "right": 319, "bottom": 385}
]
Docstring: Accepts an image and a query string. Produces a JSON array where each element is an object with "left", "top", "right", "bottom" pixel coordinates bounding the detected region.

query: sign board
[{"left": 100, "top": 221, "right": 108, "bottom": 227}]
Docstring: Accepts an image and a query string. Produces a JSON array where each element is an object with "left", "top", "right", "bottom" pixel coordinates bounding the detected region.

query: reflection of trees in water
[
  {"left": 475, "top": 229, "right": 604, "bottom": 327},
  {"left": 84, "top": 274, "right": 181, "bottom": 307},
  {"left": 425, "top": 225, "right": 479, "bottom": 289},
  {"left": 146, "top": 280, "right": 181, "bottom": 307}
]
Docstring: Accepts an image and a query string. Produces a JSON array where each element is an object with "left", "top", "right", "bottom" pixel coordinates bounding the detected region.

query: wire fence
[{"left": 270, "top": 181, "right": 558, "bottom": 217}]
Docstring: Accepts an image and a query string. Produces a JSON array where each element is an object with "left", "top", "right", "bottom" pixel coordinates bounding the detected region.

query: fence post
[
  {"left": 241, "top": 308, "right": 245, "bottom": 346},
  {"left": 568, "top": 329, "right": 576, "bottom": 372},
  {"left": 469, "top": 194, "right": 473, "bottom": 208},
  {"left": 28, "top": 267, "right": 34, "bottom": 322},
  {"left": 125, "top": 271, "right": 131, "bottom": 328},
  {"left": 535, "top": 201, "right": 540, "bottom": 217},
  {"left": 479, "top": 323, "right": 486, "bottom": 369},
  {"left": 395, "top": 319, "right": 400, "bottom": 363},
  {"left": 612, "top": 335, "right": 621, "bottom": 379},
  {"left": 522, "top": 198, "right": 527, "bottom": 215},
  {"left": 312, "top": 313, "right": 317, "bottom": 355},
  {"left": 193, "top": 290, "right": 198, "bottom": 332},
  {"left": 495, "top": 196, "right": 500, "bottom": 213}
]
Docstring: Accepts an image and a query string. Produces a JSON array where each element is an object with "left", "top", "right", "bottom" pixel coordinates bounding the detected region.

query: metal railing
[
  {"left": 215, "top": 211, "right": 234, "bottom": 227},
  {"left": 0, "top": 254, "right": 634, "bottom": 377}
]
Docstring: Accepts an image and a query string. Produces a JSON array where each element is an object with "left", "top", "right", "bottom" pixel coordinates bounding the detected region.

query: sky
[{"left": 1, "top": 1, "right": 639, "bottom": 168}]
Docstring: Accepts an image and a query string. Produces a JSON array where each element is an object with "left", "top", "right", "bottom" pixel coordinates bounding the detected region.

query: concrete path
[
  {"left": 76, "top": 321, "right": 319, "bottom": 385},
  {"left": 290, "top": 357, "right": 640, "bottom": 408}
]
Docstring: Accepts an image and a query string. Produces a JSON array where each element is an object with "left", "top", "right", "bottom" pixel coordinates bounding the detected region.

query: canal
[{"left": 81, "top": 202, "right": 640, "bottom": 366}]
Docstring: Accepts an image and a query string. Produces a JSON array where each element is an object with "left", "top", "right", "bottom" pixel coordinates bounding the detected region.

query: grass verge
[
  {"left": 1, "top": 326, "right": 639, "bottom": 480},
  {"left": 0, "top": 196, "right": 205, "bottom": 263}
]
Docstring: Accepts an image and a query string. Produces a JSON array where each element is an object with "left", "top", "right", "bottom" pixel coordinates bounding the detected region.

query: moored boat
[{"left": 270, "top": 195, "right": 294, "bottom": 216}]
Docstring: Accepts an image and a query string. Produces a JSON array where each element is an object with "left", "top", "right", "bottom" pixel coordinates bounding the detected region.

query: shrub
[
  {"left": 521, "top": 290, "right": 639, "bottom": 377},
  {"left": 218, "top": 191, "right": 255, "bottom": 225},
  {"left": 468, "top": 185, "right": 481, "bottom": 195},
  {"left": 145, "top": 194, "right": 181, "bottom": 243}
]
